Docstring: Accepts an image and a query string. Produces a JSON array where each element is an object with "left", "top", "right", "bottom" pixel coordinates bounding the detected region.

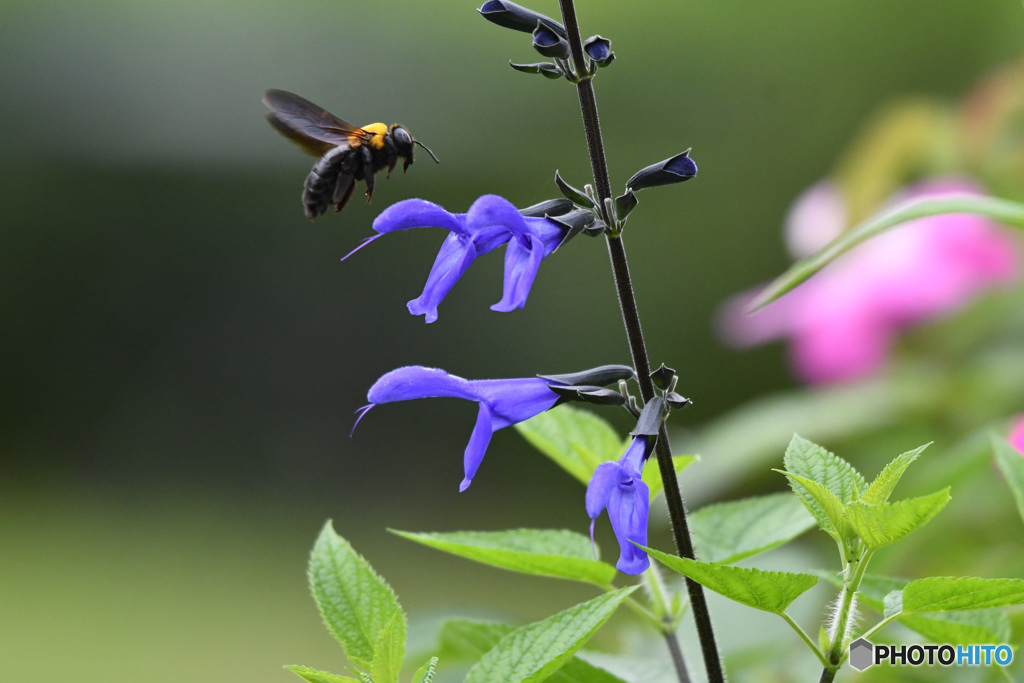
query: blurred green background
[{"left": 2, "top": 0, "right": 1023, "bottom": 681}]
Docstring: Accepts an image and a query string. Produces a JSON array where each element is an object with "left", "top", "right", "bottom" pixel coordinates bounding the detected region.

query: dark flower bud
[
  {"left": 532, "top": 24, "right": 570, "bottom": 60},
  {"left": 650, "top": 363, "right": 676, "bottom": 391},
  {"left": 633, "top": 396, "right": 668, "bottom": 437},
  {"left": 478, "top": 1, "right": 566, "bottom": 38},
  {"left": 665, "top": 392, "right": 692, "bottom": 410},
  {"left": 539, "top": 364, "right": 635, "bottom": 387},
  {"left": 520, "top": 197, "right": 574, "bottom": 218},
  {"left": 547, "top": 207, "right": 599, "bottom": 249},
  {"left": 583, "top": 35, "right": 615, "bottom": 66},
  {"left": 625, "top": 149, "right": 698, "bottom": 191},
  {"left": 548, "top": 384, "right": 626, "bottom": 406},
  {"left": 509, "top": 61, "right": 564, "bottom": 79}
]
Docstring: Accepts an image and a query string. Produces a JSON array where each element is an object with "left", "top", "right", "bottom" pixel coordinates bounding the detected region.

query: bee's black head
[{"left": 391, "top": 125, "right": 439, "bottom": 172}]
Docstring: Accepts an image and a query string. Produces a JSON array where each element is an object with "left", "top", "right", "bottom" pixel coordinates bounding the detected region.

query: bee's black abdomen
[{"left": 302, "top": 147, "right": 349, "bottom": 219}]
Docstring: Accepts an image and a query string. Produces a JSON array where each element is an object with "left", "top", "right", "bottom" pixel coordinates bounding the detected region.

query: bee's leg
[
  {"left": 333, "top": 172, "right": 356, "bottom": 213},
  {"left": 361, "top": 146, "right": 375, "bottom": 202}
]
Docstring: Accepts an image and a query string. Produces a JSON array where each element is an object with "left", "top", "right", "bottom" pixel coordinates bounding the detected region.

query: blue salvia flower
[
  {"left": 357, "top": 366, "right": 563, "bottom": 491},
  {"left": 586, "top": 435, "right": 653, "bottom": 574},
  {"left": 345, "top": 195, "right": 569, "bottom": 323}
]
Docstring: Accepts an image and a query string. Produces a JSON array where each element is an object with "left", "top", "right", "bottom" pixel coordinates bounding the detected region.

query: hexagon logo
[{"left": 849, "top": 637, "right": 874, "bottom": 671}]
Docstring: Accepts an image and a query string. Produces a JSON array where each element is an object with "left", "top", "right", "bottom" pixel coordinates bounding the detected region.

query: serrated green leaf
[
  {"left": 752, "top": 194, "right": 1024, "bottom": 310},
  {"left": 411, "top": 657, "right": 439, "bottom": 683},
  {"left": 778, "top": 471, "right": 847, "bottom": 539},
  {"left": 643, "top": 547, "right": 818, "bottom": 614},
  {"left": 844, "top": 488, "right": 950, "bottom": 550},
  {"left": 783, "top": 435, "right": 866, "bottom": 503},
  {"left": 370, "top": 609, "right": 406, "bottom": 683},
  {"left": 391, "top": 529, "right": 616, "bottom": 586},
  {"left": 903, "top": 576, "right": 1024, "bottom": 611},
  {"left": 642, "top": 454, "right": 697, "bottom": 502},
  {"left": 463, "top": 587, "right": 637, "bottom": 683},
  {"left": 309, "top": 521, "right": 404, "bottom": 671},
  {"left": 690, "top": 493, "right": 816, "bottom": 563},
  {"left": 860, "top": 443, "right": 930, "bottom": 505},
  {"left": 882, "top": 589, "right": 903, "bottom": 620},
  {"left": 437, "top": 619, "right": 514, "bottom": 662},
  {"left": 286, "top": 665, "right": 361, "bottom": 683},
  {"left": 515, "top": 405, "right": 626, "bottom": 486},
  {"left": 437, "top": 619, "right": 626, "bottom": 683},
  {"left": 992, "top": 433, "right": 1024, "bottom": 526},
  {"left": 901, "top": 610, "right": 1012, "bottom": 646}
]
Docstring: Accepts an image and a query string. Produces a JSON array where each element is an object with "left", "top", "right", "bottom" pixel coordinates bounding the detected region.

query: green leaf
[
  {"left": 463, "top": 587, "right": 637, "bottom": 683},
  {"left": 642, "top": 454, "right": 697, "bottom": 502},
  {"left": 285, "top": 665, "right": 360, "bottom": 683},
  {"left": 991, "top": 433, "right": 1024, "bottom": 526},
  {"left": 690, "top": 493, "right": 816, "bottom": 563},
  {"left": 436, "top": 620, "right": 627, "bottom": 683},
  {"left": 903, "top": 576, "right": 1024, "bottom": 611},
  {"left": 752, "top": 194, "right": 1024, "bottom": 310},
  {"left": 844, "top": 488, "right": 950, "bottom": 550},
  {"left": 411, "top": 657, "right": 438, "bottom": 683},
  {"left": 515, "top": 405, "right": 627, "bottom": 486},
  {"left": 309, "top": 521, "right": 404, "bottom": 671},
  {"left": 860, "top": 443, "right": 930, "bottom": 505},
  {"left": 882, "top": 589, "right": 903, "bottom": 620},
  {"left": 777, "top": 472, "right": 847, "bottom": 539},
  {"left": 370, "top": 609, "right": 406, "bottom": 683},
  {"left": 783, "top": 435, "right": 866, "bottom": 504},
  {"left": 643, "top": 547, "right": 818, "bottom": 614},
  {"left": 391, "top": 529, "right": 616, "bottom": 586},
  {"left": 819, "top": 573, "right": 1011, "bottom": 645}
]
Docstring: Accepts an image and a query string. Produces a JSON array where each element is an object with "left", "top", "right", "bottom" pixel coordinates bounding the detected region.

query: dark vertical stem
[{"left": 555, "top": 2, "right": 725, "bottom": 682}]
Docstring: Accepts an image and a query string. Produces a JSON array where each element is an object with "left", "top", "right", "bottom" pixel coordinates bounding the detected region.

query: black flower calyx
[
  {"left": 539, "top": 364, "right": 635, "bottom": 387},
  {"left": 554, "top": 170, "right": 597, "bottom": 209},
  {"left": 665, "top": 392, "right": 692, "bottom": 410},
  {"left": 632, "top": 396, "right": 668, "bottom": 436},
  {"left": 548, "top": 384, "right": 626, "bottom": 406},
  {"left": 520, "top": 197, "right": 574, "bottom": 218},
  {"left": 478, "top": 1, "right": 566, "bottom": 38},
  {"left": 650, "top": 364, "right": 676, "bottom": 391},
  {"left": 533, "top": 24, "right": 570, "bottom": 60},
  {"left": 626, "top": 149, "right": 698, "bottom": 192},
  {"left": 509, "top": 61, "right": 564, "bottom": 79},
  {"left": 583, "top": 35, "right": 615, "bottom": 67}
]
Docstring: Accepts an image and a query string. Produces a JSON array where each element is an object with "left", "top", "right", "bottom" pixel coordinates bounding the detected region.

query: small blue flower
[
  {"left": 586, "top": 435, "right": 653, "bottom": 574},
  {"left": 358, "top": 366, "right": 562, "bottom": 491},
  {"left": 346, "top": 195, "right": 568, "bottom": 323},
  {"left": 532, "top": 24, "right": 570, "bottom": 60},
  {"left": 625, "top": 150, "right": 698, "bottom": 192}
]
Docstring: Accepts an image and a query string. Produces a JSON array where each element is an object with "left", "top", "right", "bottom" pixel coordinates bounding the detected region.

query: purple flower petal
[
  {"left": 373, "top": 198, "right": 468, "bottom": 237},
  {"left": 461, "top": 402, "right": 494, "bottom": 491},
  {"left": 469, "top": 377, "right": 560, "bottom": 428},
  {"left": 407, "top": 233, "right": 478, "bottom": 323},
  {"left": 585, "top": 436, "right": 653, "bottom": 575},
  {"left": 491, "top": 233, "right": 545, "bottom": 312},
  {"left": 367, "top": 366, "right": 478, "bottom": 404}
]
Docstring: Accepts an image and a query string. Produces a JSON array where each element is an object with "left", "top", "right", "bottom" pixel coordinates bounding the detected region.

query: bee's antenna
[{"left": 414, "top": 140, "right": 440, "bottom": 163}]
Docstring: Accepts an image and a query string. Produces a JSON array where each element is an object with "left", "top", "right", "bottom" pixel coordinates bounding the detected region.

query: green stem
[
  {"left": 819, "top": 551, "right": 872, "bottom": 682},
  {"left": 780, "top": 611, "right": 829, "bottom": 668},
  {"left": 553, "top": 2, "right": 724, "bottom": 682}
]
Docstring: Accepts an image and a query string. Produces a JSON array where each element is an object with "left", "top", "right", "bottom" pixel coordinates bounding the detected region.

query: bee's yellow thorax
[{"left": 362, "top": 123, "right": 389, "bottom": 150}]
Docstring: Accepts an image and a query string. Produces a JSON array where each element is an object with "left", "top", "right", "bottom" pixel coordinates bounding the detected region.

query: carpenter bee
[{"left": 263, "top": 89, "right": 439, "bottom": 220}]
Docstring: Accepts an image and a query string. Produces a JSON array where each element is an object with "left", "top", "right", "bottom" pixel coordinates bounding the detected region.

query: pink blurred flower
[
  {"left": 1010, "top": 416, "right": 1024, "bottom": 455},
  {"left": 718, "top": 179, "right": 1020, "bottom": 384}
]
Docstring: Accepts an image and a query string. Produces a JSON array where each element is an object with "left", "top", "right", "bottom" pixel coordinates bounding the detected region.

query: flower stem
[{"left": 555, "top": 1, "right": 724, "bottom": 681}]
